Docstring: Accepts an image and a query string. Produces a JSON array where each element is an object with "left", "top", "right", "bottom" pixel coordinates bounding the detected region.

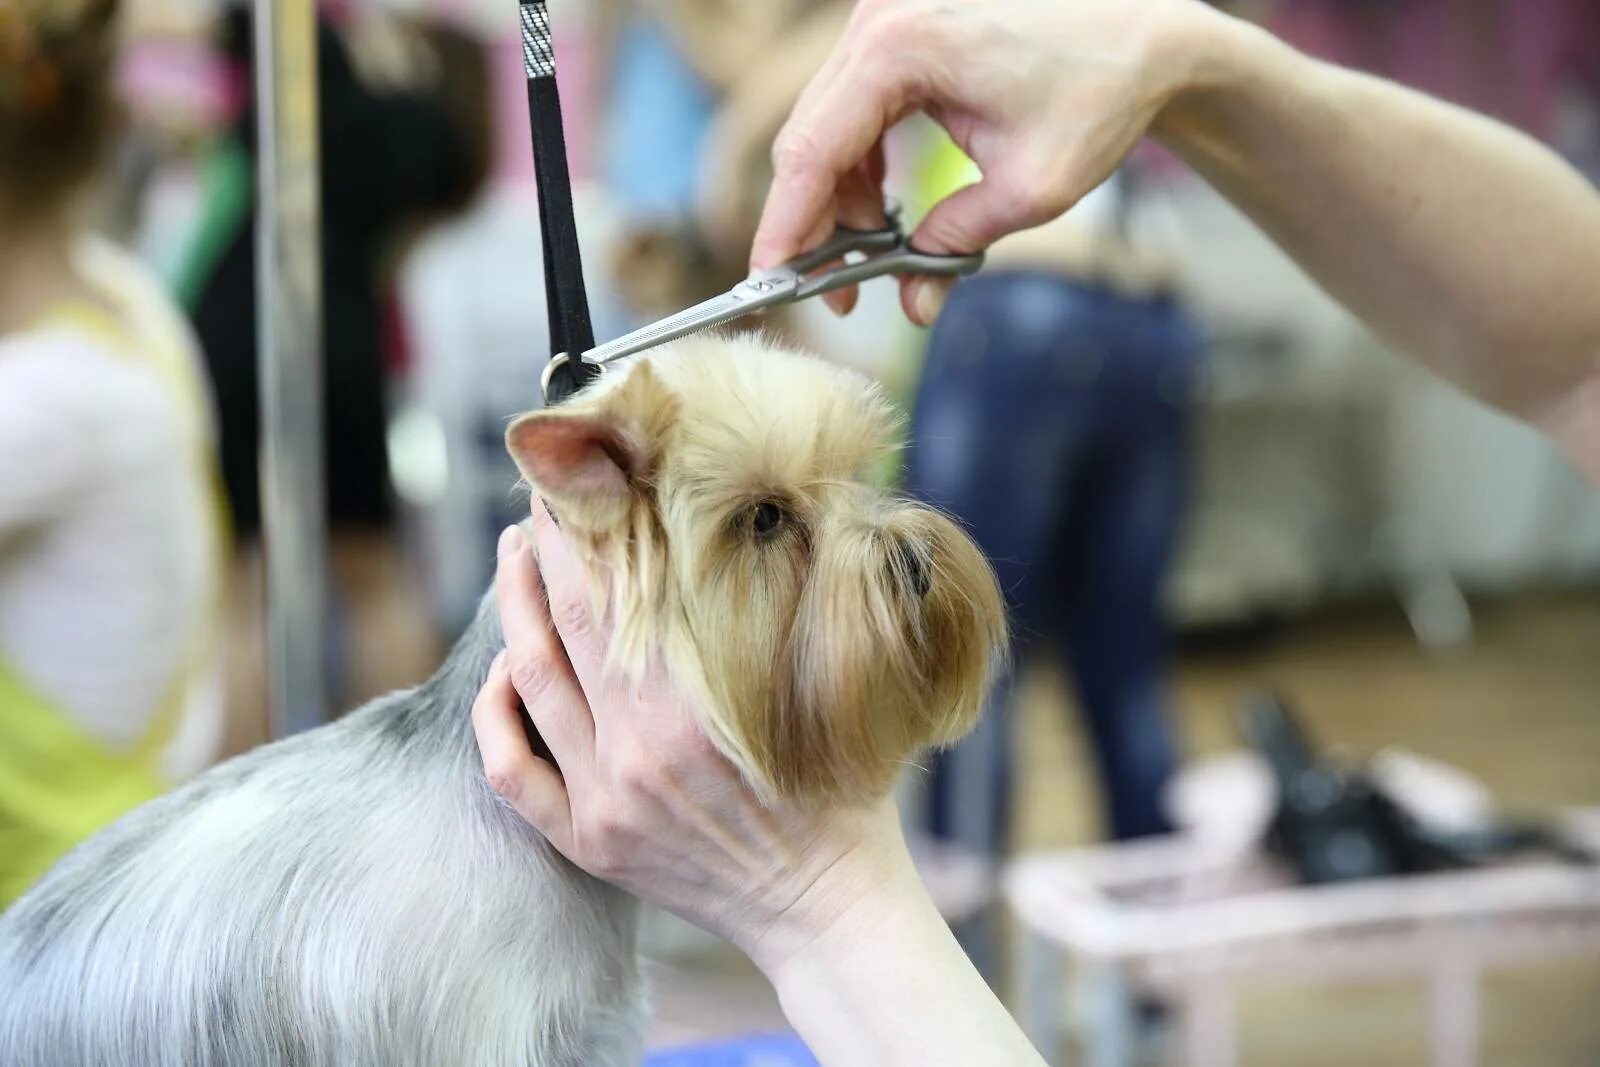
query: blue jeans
[{"left": 906, "top": 272, "right": 1200, "bottom": 847}]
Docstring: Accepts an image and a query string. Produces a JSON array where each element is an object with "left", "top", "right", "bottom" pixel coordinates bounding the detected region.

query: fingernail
[
  {"left": 914, "top": 281, "right": 949, "bottom": 326},
  {"left": 498, "top": 525, "right": 524, "bottom": 557},
  {"left": 492, "top": 649, "right": 508, "bottom": 671}
]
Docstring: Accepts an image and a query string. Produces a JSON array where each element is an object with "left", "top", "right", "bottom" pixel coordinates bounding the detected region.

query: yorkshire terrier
[{"left": 0, "top": 335, "right": 1006, "bottom": 1066}]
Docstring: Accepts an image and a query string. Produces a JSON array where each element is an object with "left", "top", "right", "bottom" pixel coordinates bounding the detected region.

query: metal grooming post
[{"left": 254, "top": 0, "right": 329, "bottom": 736}]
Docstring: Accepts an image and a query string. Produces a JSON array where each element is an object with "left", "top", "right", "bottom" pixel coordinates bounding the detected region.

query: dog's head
[{"left": 506, "top": 336, "right": 1005, "bottom": 806}]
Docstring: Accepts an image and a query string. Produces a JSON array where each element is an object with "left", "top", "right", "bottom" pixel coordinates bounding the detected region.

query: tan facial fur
[{"left": 506, "top": 336, "right": 1007, "bottom": 806}]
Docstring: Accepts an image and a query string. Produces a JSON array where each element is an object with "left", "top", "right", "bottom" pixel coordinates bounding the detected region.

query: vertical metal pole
[{"left": 254, "top": 0, "right": 328, "bottom": 735}]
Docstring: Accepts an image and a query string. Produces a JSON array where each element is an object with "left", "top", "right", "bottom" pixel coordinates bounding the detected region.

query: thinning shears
[{"left": 542, "top": 205, "right": 984, "bottom": 400}]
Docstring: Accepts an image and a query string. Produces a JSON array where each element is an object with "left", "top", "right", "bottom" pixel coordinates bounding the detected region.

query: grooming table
[{"left": 1003, "top": 753, "right": 1600, "bottom": 1067}]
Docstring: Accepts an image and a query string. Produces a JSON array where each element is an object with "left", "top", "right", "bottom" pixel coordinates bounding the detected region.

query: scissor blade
[{"left": 582, "top": 282, "right": 785, "bottom": 366}]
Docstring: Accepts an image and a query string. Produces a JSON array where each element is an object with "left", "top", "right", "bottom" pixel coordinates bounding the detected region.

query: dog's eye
[{"left": 748, "top": 501, "right": 787, "bottom": 538}]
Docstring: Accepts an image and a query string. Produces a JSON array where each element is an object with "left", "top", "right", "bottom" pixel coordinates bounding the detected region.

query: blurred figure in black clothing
[{"left": 184, "top": 4, "right": 490, "bottom": 751}]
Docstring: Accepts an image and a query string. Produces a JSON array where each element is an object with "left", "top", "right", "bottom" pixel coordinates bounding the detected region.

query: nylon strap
[{"left": 519, "top": 0, "right": 598, "bottom": 406}]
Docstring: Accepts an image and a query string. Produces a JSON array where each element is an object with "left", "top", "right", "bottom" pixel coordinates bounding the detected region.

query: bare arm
[
  {"left": 752, "top": 0, "right": 1600, "bottom": 477},
  {"left": 1160, "top": 14, "right": 1600, "bottom": 476},
  {"left": 0, "top": 349, "right": 99, "bottom": 533},
  {"left": 761, "top": 854, "right": 1047, "bottom": 1067}
]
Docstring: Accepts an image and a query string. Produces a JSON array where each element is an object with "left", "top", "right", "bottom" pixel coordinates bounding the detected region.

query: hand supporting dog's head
[{"left": 506, "top": 336, "right": 1006, "bottom": 806}]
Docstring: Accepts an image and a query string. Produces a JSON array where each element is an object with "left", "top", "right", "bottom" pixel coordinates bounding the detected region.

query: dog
[{"left": 0, "top": 335, "right": 1006, "bottom": 1066}]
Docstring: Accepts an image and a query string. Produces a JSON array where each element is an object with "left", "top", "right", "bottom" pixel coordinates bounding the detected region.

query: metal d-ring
[{"left": 540, "top": 352, "right": 608, "bottom": 404}]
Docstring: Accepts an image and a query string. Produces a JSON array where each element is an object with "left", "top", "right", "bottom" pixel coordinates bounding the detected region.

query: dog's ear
[{"left": 505, "top": 362, "right": 676, "bottom": 531}]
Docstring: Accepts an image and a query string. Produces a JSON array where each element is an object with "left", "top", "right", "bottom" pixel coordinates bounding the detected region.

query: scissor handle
[
  {"left": 565, "top": 205, "right": 982, "bottom": 385},
  {"left": 783, "top": 223, "right": 904, "bottom": 276},
  {"left": 792, "top": 246, "right": 985, "bottom": 301}
]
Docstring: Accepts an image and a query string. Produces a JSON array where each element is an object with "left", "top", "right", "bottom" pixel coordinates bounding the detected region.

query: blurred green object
[
  {"left": 869, "top": 129, "right": 984, "bottom": 493},
  {"left": 172, "top": 135, "right": 252, "bottom": 312}
]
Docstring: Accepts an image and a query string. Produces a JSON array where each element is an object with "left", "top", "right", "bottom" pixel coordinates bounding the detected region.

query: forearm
[
  {"left": 1157, "top": 9, "right": 1600, "bottom": 452},
  {"left": 753, "top": 842, "right": 1046, "bottom": 1067}
]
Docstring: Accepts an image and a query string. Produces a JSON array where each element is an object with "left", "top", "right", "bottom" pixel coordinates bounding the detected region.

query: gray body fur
[{"left": 0, "top": 595, "right": 643, "bottom": 1066}]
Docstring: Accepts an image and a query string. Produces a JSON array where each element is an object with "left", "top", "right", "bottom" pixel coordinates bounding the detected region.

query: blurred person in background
[
  {"left": 96, "top": 0, "right": 221, "bottom": 246},
  {"left": 596, "top": 0, "right": 751, "bottom": 319},
  {"left": 179, "top": 1, "right": 491, "bottom": 752},
  {"left": 0, "top": 0, "right": 227, "bottom": 906},
  {"left": 600, "top": 0, "right": 849, "bottom": 323},
  {"left": 906, "top": 150, "right": 1202, "bottom": 855},
  {"left": 688, "top": 0, "right": 854, "bottom": 271}
]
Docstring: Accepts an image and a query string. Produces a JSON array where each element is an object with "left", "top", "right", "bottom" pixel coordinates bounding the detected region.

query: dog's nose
[{"left": 891, "top": 540, "right": 932, "bottom": 599}]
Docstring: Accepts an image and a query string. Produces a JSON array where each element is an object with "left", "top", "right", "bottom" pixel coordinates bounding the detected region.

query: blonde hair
[{"left": 0, "top": 0, "right": 120, "bottom": 214}]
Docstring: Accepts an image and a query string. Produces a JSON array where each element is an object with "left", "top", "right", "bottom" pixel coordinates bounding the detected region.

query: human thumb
[
  {"left": 900, "top": 177, "right": 1047, "bottom": 327},
  {"left": 909, "top": 176, "right": 1049, "bottom": 258}
]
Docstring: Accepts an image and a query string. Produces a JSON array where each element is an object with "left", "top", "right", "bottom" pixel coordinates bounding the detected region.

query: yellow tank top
[{"left": 0, "top": 245, "right": 228, "bottom": 909}]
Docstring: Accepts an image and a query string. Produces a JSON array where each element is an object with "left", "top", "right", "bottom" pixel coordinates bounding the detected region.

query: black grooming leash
[
  {"left": 515, "top": 0, "right": 983, "bottom": 404},
  {"left": 512, "top": 0, "right": 592, "bottom": 763},
  {"left": 519, "top": 0, "right": 599, "bottom": 407}
]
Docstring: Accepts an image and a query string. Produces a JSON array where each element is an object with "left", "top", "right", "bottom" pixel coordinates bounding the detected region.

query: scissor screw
[{"left": 749, "top": 280, "right": 774, "bottom": 291}]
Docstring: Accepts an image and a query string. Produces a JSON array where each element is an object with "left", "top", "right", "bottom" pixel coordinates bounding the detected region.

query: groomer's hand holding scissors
[
  {"left": 754, "top": 0, "right": 1600, "bottom": 485},
  {"left": 752, "top": 0, "right": 1204, "bottom": 325}
]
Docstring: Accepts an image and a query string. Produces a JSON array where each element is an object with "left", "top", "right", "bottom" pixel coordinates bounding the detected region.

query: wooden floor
[
  {"left": 649, "top": 592, "right": 1600, "bottom": 1063},
  {"left": 1013, "top": 591, "right": 1600, "bottom": 1066}
]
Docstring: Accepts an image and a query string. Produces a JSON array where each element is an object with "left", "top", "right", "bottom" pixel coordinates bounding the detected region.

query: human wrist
[
  {"left": 752, "top": 836, "right": 1048, "bottom": 1067},
  {"left": 735, "top": 806, "right": 923, "bottom": 983},
  {"left": 1149, "top": 2, "right": 1289, "bottom": 145},
  {"left": 758, "top": 854, "right": 938, "bottom": 1030}
]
